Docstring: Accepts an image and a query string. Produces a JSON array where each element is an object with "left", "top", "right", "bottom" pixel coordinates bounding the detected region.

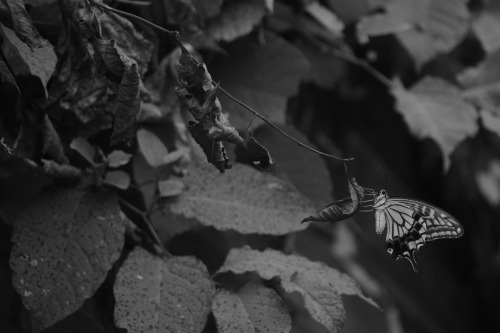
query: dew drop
[
  {"left": 23, "top": 290, "right": 33, "bottom": 297},
  {"left": 137, "top": 274, "right": 143, "bottom": 280},
  {"left": 19, "top": 253, "right": 29, "bottom": 261},
  {"left": 30, "top": 259, "right": 38, "bottom": 267}
]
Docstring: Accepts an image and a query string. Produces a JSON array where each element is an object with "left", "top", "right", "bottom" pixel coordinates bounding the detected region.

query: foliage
[{"left": 1, "top": 0, "right": 500, "bottom": 332}]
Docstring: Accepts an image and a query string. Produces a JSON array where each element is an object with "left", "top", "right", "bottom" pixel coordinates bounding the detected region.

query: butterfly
[{"left": 360, "top": 187, "right": 464, "bottom": 272}]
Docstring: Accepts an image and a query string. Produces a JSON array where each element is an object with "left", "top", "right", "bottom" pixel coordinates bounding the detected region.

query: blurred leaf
[
  {"left": 206, "top": 0, "right": 273, "bottom": 42},
  {"left": 167, "top": 161, "right": 314, "bottom": 234},
  {"left": 217, "top": 247, "right": 377, "bottom": 332},
  {"left": 107, "top": 150, "right": 132, "bottom": 168},
  {"left": 70, "top": 138, "right": 96, "bottom": 165},
  {"left": 0, "top": 24, "right": 56, "bottom": 98},
  {"left": 212, "top": 283, "right": 291, "bottom": 333},
  {"left": 473, "top": 10, "right": 500, "bottom": 54},
  {"left": 304, "top": 1, "right": 344, "bottom": 36},
  {"left": 459, "top": 49, "right": 500, "bottom": 88},
  {"left": 324, "top": 0, "right": 374, "bottom": 23},
  {"left": 358, "top": 0, "right": 469, "bottom": 68},
  {"left": 136, "top": 128, "right": 168, "bottom": 168},
  {"left": 104, "top": 170, "right": 131, "bottom": 190},
  {"left": 10, "top": 188, "right": 127, "bottom": 332},
  {"left": 480, "top": 109, "right": 500, "bottom": 138},
  {"left": 475, "top": 159, "right": 500, "bottom": 206},
  {"left": 302, "top": 177, "right": 364, "bottom": 223},
  {"left": 210, "top": 32, "right": 310, "bottom": 129},
  {"left": 391, "top": 77, "right": 479, "bottom": 170},
  {"left": 114, "top": 247, "right": 215, "bottom": 333},
  {"left": 157, "top": 178, "right": 185, "bottom": 197}
]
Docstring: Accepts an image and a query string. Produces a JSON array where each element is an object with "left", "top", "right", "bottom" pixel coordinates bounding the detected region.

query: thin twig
[
  {"left": 90, "top": 1, "right": 179, "bottom": 42},
  {"left": 218, "top": 85, "right": 353, "bottom": 162},
  {"left": 119, "top": 198, "right": 171, "bottom": 258},
  {"left": 90, "top": 1, "right": 353, "bottom": 163},
  {"left": 329, "top": 49, "right": 394, "bottom": 88}
]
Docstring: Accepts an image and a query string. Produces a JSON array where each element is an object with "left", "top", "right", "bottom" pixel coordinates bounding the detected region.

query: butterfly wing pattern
[{"left": 371, "top": 190, "right": 464, "bottom": 272}]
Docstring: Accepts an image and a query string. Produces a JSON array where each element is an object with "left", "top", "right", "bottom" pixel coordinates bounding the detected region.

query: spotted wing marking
[{"left": 378, "top": 198, "right": 463, "bottom": 272}]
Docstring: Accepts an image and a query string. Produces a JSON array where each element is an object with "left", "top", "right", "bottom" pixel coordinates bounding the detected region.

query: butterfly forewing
[{"left": 391, "top": 198, "right": 464, "bottom": 241}]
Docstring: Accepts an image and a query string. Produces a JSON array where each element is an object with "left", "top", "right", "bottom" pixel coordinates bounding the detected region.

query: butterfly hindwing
[{"left": 377, "top": 197, "right": 463, "bottom": 272}]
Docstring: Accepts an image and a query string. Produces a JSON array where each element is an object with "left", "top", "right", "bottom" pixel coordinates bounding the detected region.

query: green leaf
[
  {"left": 206, "top": 0, "right": 274, "bottom": 42},
  {"left": 114, "top": 247, "right": 215, "bottom": 333},
  {"left": 217, "top": 247, "right": 377, "bottom": 332},
  {"left": 107, "top": 150, "right": 132, "bottom": 168},
  {"left": 70, "top": 137, "right": 96, "bottom": 165},
  {"left": 167, "top": 161, "right": 314, "bottom": 234},
  {"left": 104, "top": 170, "right": 131, "bottom": 190},
  {"left": 136, "top": 128, "right": 168, "bottom": 168},
  {"left": 210, "top": 32, "right": 310, "bottom": 129},
  {"left": 10, "top": 188, "right": 127, "bottom": 332},
  {"left": 212, "top": 283, "right": 291, "bottom": 333},
  {"left": 391, "top": 77, "right": 479, "bottom": 170},
  {"left": 157, "top": 179, "right": 185, "bottom": 197},
  {"left": 357, "top": 0, "right": 469, "bottom": 68}
]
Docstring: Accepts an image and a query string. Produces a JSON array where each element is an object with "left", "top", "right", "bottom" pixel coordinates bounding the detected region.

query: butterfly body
[{"left": 370, "top": 189, "right": 464, "bottom": 272}]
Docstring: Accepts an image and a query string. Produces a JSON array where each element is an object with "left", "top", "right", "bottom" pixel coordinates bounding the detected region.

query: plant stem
[
  {"left": 119, "top": 198, "right": 171, "bottom": 258},
  {"left": 218, "top": 85, "right": 353, "bottom": 162},
  {"left": 90, "top": 1, "right": 354, "bottom": 163}
]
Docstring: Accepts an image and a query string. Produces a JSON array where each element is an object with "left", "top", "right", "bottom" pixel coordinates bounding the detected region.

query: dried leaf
[
  {"left": 212, "top": 283, "right": 291, "bottom": 333},
  {"left": 245, "top": 130, "right": 274, "bottom": 169},
  {"left": 210, "top": 32, "right": 310, "bottom": 129},
  {"left": 10, "top": 188, "right": 127, "bottom": 332},
  {"left": 167, "top": 161, "right": 314, "bottom": 234},
  {"left": 107, "top": 150, "right": 132, "bottom": 168},
  {"left": 217, "top": 247, "right": 377, "bottom": 332},
  {"left": 157, "top": 179, "right": 185, "bottom": 197},
  {"left": 114, "top": 247, "right": 215, "bottom": 333},
  {"left": 302, "top": 178, "right": 364, "bottom": 223},
  {"left": 109, "top": 56, "right": 140, "bottom": 146},
  {"left": 206, "top": 0, "right": 274, "bottom": 42},
  {"left": 136, "top": 128, "right": 168, "bottom": 168},
  {"left": 104, "top": 170, "right": 131, "bottom": 190},
  {"left": 176, "top": 46, "right": 244, "bottom": 172},
  {"left": 391, "top": 77, "right": 479, "bottom": 170}
]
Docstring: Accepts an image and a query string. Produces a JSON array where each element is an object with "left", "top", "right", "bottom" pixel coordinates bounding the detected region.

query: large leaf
[
  {"left": 212, "top": 283, "right": 291, "bottom": 333},
  {"left": 217, "top": 247, "right": 377, "bottom": 332},
  {"left": 391, "top": 77, "right": 478, "bottom": 170},
  {"left": 166, "top": 161, "right": 314, "bottom": 234},
  {"left": 0, "top": 0, "right": 57, "bottom": 97},
  {"left": 302, "top": 177, "right": 364, "bottom": 223},
  {"left": 0, "top": 24, "right": 56, "bottom": 98},
  {"left": 114, "top": 247, "right": 215, "bottom": 333},
  {"left": 10, "top": 188, "right": 127, "bottom": 332},
  {"left": 357, "top": 0, "right": 469, "bottom": 68},
  {"left": 210, "top": 32, "right": 310, "bottom": 129},
  {"left": 206, "top": 0, "right": 273, "bottom": 42}
]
